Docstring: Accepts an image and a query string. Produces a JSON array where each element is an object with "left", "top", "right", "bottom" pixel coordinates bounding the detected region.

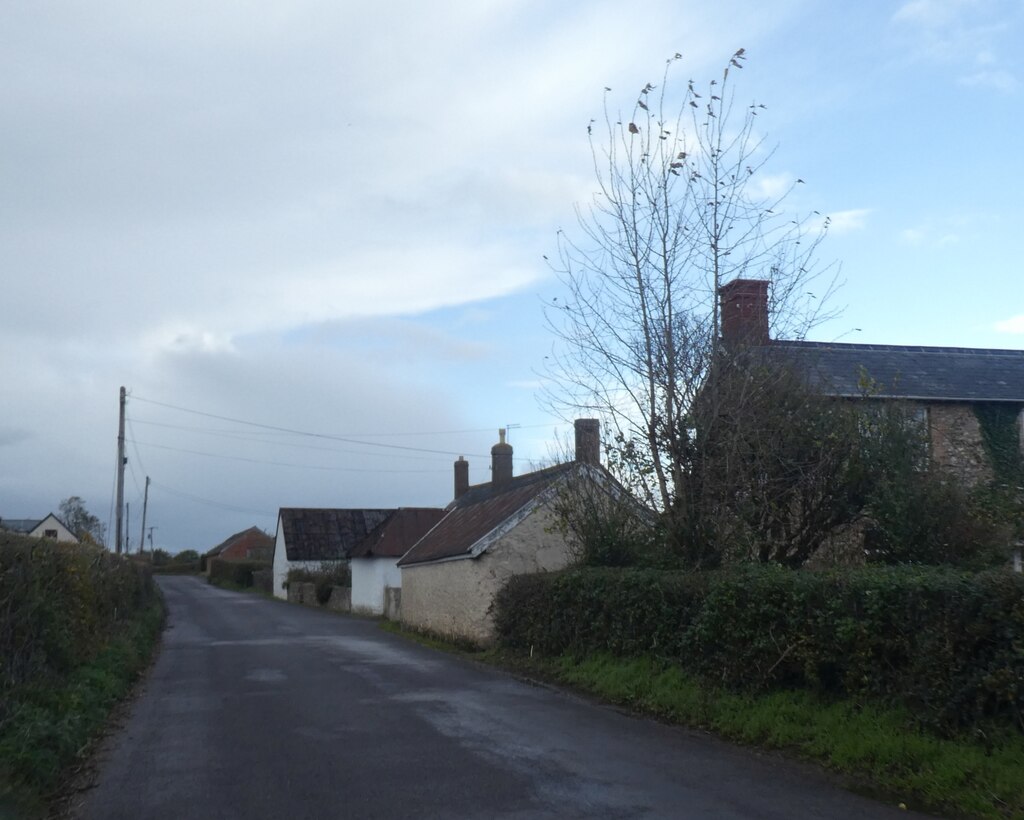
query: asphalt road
[{"left": 74, "top": 576, "right": 929, "bottom": 819}]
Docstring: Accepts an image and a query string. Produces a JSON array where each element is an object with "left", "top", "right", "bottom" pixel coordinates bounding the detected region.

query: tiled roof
[
  {"left": 279, "top": 508, "right": 395, "bottom": 562},
  {"left": 772, "top": 341, "right": 1024, "bottom": 403},
  {"left": 349, "top": 507, "right": 446, "bottom": 559},
  {"left": 398, "top": 464, "right": 574, "bottom": 567},
  {"left": 205, "top": 525, "right": 272, "bottom": 558}
]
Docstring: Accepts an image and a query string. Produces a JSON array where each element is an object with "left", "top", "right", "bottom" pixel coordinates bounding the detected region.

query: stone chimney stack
[
  {"left": 719, "top": 278, "right": 770, "bottom": 347},
  {"left": 491, "top": 429, "right": 513, "bottom": 487},
  {"left": 454, "top": 456, "right": 469, "bottom": 499},
  {"left": 574, "top": 418, "right": 601, "bottom": 465}
]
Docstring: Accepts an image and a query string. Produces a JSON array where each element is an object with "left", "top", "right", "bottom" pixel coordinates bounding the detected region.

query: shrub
[
  {"left": 208, "top": 558, "right": 270, "bottom": 589},
  {"left": 494, "top": 565, "right": 1024, "bottom": 735},
  {"left": 285, "top": 563, "right": 350, "bottom": 604}
]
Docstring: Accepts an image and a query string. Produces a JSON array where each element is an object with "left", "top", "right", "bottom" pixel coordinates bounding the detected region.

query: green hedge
[
  {"left": 494, "top": 565, "right": 1024, "bottom": 734},
  {"left": 208, "top": 558, "right": 270, "bottom": 589},
  {"left": 0, "top": 534, "right": 156, "bottom": 692}
]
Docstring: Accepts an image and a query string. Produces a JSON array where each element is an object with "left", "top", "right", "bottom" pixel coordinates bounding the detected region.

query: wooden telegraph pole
[
  {"left": 139, "top": 476, "right": 150, "bottom": 555},
  {"left": 115, "top": 386, "right": 126, "bottom": 555}
]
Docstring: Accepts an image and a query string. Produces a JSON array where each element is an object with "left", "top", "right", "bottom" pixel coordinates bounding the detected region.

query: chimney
[
  {"left": 490, "top": 428, "right": 513, "bottom": 487},
  {"left": 719, "top": 278, "right": 770, "bottom": 347},
  {"left": 454, "top": 456, "right": 469, "bottom": 499},
  {"left": 574, "top": 418, "right": 600, "bottom": 465}
]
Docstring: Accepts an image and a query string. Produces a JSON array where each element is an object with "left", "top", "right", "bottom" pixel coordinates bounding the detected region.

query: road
[{"left": 74, "top": 575, "right": 928, "bottom": 819}]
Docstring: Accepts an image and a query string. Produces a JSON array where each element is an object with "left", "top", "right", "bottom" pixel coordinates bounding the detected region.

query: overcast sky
[{"left": 2, "top": 0, "right": 1022, "bottom": 552}]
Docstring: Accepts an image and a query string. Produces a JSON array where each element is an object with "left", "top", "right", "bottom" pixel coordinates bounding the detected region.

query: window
[{"left": 44, "top": 529, "right": 58, "bottom": 539}]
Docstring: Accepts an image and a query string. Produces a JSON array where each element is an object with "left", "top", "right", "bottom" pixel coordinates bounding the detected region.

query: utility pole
[
  {"left": 126, "top": 502, "right": 130, "bottom": 553},
  {"left": 139, "top": 476, "right": 150, "bottom": 555},
  {"left": 148, "top": 527, "right": 157, "bottom": 551},
  {"left": 115, "top": 386, "right": 126, "bottom": 555}
]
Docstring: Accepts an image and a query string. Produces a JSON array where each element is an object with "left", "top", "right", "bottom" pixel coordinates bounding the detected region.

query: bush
[
  {"left": 286, "top": 563, "right": 350, "bottom": 604},
  {"left": 0, "top": 534, "right": 162, "bottom": 813},
  {"left": 208, "top": 558, "right": 270, "bottom": 589},
  {"left": 0, "top": 534, "right": 156, "bottom": 693},
  {"left": 493, "top": 565, "right": 1024, "bottom": 735}
]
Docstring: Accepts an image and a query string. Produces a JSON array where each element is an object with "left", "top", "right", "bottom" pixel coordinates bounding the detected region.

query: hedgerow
[
  {"left": 208, "top": 558, "right": 270, "bottom": 589},
  {"left": 494, "top": 565, "right": 1024, "bottom": 735},
  {"left": 0, "top": 534, "right": 161, "bottom": 813}
]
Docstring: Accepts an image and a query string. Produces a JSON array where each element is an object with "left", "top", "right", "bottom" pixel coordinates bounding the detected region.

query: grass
[
  {"left": 380, "top": 623, "right": 1024, "bottom": 820},
  {"left": 0, "top": 599, "right": 165, "bottom": 819}
]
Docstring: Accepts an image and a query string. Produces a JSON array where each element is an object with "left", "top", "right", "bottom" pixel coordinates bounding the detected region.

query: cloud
[
  {"left": 958, "top": 68, "right": 1018, "bottom": 91},
  {"left": 995, "top": 315, "right": 1024, "bottom": 333},
  {"left": 826, "top": 209, "right": 870, "bottom": 235}
]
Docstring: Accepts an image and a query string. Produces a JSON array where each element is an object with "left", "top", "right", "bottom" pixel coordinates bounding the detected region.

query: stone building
[
  {"left": 398, "top": 420, "right": 611, "bottom": 646},
  {"left": 719, "top": 278, "right": 1024, "bottom": 487}
]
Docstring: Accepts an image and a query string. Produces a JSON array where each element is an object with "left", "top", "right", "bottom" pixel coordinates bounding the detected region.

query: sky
[{"left": 2, "top": 0, "right": 1022, "bottom": 552}]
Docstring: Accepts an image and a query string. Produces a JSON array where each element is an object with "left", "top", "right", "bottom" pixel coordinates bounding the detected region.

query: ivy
[{"left": 974, "top": 403, "right": 1024, "bottom": 486}]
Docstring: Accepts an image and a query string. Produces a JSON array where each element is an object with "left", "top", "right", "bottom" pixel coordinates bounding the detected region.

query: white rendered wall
[{"left": 351, "top": 557, "right": 400, "bottom": 615}]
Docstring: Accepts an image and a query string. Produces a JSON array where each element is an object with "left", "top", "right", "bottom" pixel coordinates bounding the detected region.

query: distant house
[
  {"left": 272, "top": 508, "right": 394, "bottom": 599},
  {"left": 0, "top": 513, "right": 79, "bottom": 543},
  {"left": 202, "top": 526, "right": 275, "bottom": 573},
  {"left": 349, "top": 507, "right": 445, "bottom": 616},
  {"left": 718, "top": 278, "right": 1024, "bottom": 488},
  {"left": 398, "top": 420, "right": 614, "bottom": 646}
]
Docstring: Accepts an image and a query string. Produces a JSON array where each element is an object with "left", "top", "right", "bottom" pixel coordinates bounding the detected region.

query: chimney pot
[{"left": 491, "top": 428, "right": 513, "bottom": 487}]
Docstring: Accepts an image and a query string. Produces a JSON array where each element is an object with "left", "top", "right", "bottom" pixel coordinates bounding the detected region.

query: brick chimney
[
  {"left": 719, "top": 278, "right": 770, "bottom": 347},
  {"left": 574, "top": 418, "right": 600, "bottom": 465},
  {"left": 454, "top": 456, "right": 469, "bottom": 499},
  {"left": 491, "top": 429, "right": 513, "bottom": 487}
]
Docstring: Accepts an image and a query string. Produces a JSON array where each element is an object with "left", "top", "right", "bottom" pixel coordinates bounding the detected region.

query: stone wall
[
  {"left": 927, "top": 403, "right": 994, "bottom": 487},
  {"left": 400, "top": 504, "right": 574, "bottom": 646},
  {"left": 326, "top": 585, "right": 351, "bottom": 612}
]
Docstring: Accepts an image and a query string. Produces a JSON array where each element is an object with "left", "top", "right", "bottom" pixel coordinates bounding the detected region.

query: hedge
[
  {"left": 493, "top": 565, "right": 1024, "bottom": 735},
  {"left": 0, "top": 534, "right": 157, "bottom": 693},
  {"left": 207, "top": 558, "right": 270, "bottom": 589}
]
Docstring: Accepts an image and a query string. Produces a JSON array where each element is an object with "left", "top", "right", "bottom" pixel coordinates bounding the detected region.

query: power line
[
  {"left": 128, "top": 439, "right": 451, "bottom": 474},
  {"left": 129, "top": 395, "right": 561, "bottom": 458},
  {"left": 150, "top": 480, "right": 278, "bottom": 517}
]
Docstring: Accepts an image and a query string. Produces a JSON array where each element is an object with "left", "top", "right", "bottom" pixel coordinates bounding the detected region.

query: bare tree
[{"left": 544, "top": 50, "right": 837, "bottom": 554}]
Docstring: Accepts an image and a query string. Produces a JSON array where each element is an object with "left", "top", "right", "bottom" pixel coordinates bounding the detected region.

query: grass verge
[
  {"left": 380, "top": 623, "right": 1023, "bottom": 820},
  {"left": 0, "top": 598, "right": 165, "bottom": 819}
]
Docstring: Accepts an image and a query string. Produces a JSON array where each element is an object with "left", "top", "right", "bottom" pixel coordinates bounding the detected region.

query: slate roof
[
  {"left": 397, "top": 463, "right": 575, "bottom": 567},
  {"left": 349, "top": 508, "right": 445, "bottom": 559},
  {"left": 0, "top": 518, "right": 42, "bottom": 534},
  {"left": 771, "top": 341, "right": 1024, "bottom": 403},
  {"left": 278, "top": 508, "right": 395, "bottom": 562}
]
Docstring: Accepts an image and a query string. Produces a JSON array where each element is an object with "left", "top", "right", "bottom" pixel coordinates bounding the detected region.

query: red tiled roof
[
  {"left": 205, "top": 525, "right": 272, "bottom": 559},
  {"left": 397, "top": 464, "right": 573, "bottom": 567},
  {"left": 349, "top": 507, "right": 445, "bottom": 559}
]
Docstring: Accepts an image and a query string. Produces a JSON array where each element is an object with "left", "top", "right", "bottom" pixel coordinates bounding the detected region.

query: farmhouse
[
  {"left": 202, "top": 525, "right": 274, "bottom": 574},
  {"left": 719, "top": 278, "right": 1024, "bottom": 485},
  {"left": 398, "top": 419, "right": 616, "bottom": 645},
  {"left": 0, "top": 513, "right": 78, "bottom": 543},
  {"left": 271, "top": 507, "right": 394, "bottom": 599}
]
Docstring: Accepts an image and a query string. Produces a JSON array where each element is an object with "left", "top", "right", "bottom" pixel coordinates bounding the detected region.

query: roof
[
  {"left": 200, "top": 524, "right": 268, "bottom": 556},
  {"left": 398, "top": 463, "right": 576, "bottom": 567},
  {"left": 0, "top": 518, "right": 42, "bottom": 534},
  {"left": 349, "top": 508, "right": 445, "bottom": 559},
  {"left": 278, "top": 508, "right": 395, "bottom": 562},
  {"left": 771, "top": 341, "right": 1024, "bottom": 403},
  {"left": 205, "top": 526, "right": 274, "bottom": 559}
]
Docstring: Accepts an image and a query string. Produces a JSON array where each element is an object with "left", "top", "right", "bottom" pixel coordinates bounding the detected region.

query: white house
[
  {"left": 349, "top": 507, "right": 444, "bottom": 616},
  {"left": 271, "top": 507, "right": 393, "bottom": 600},
  {"left": 0, "top": 513, "right": 79, "bottom": 543}
]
